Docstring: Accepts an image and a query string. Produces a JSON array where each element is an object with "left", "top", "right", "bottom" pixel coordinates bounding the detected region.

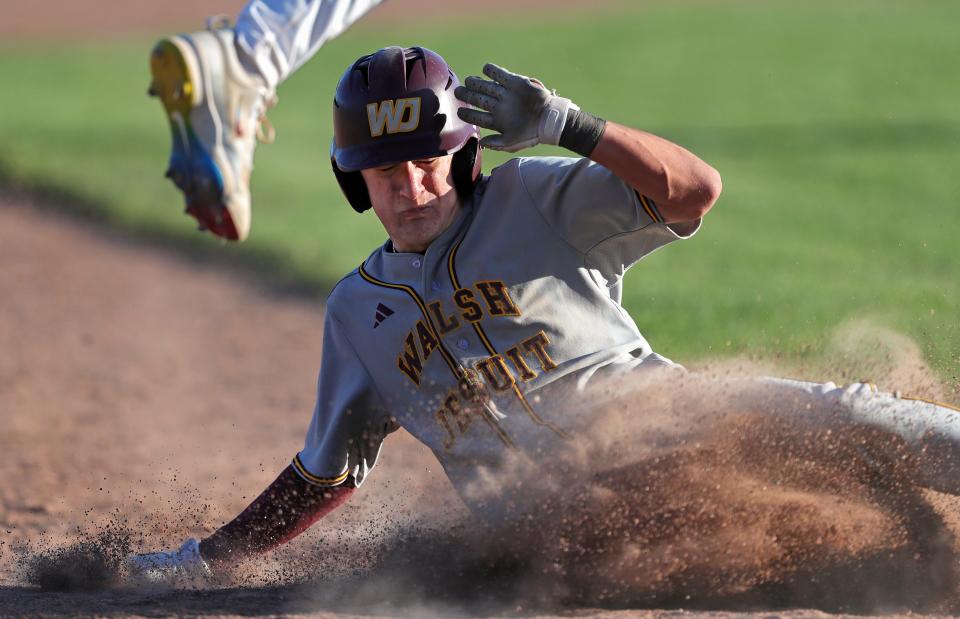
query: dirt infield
[
  {"left": 0, "top": 195, "right": 454, "bottom": 615},
  {"left": 3, "top": 195, "right": 960, "bottom": 618}
]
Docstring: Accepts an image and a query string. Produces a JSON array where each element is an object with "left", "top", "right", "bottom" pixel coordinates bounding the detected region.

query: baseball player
[
  {"left": 148, "top": 0, "right": 386, "bottom": 241},
  {"left": 127, "top": 43, "right": 960, "bottom": 585}
]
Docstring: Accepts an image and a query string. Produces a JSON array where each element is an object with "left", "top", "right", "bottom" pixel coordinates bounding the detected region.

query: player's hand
[
  {"left": 124, "top": 537, "right": 213, "bottom": 588},
  {"left": 455, "top": 63, "right": 579, "bottom": 153}
]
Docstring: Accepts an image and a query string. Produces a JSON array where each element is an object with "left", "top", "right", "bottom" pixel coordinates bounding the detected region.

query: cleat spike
[
  {"left": 164, "top": 168, "right": 173, "bottom": 179},
  {"left": 147, "top": 85, "right": 158, "bottom": 97}
]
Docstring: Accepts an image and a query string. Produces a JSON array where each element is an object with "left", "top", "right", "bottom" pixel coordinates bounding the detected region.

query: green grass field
[{"left": 1, "top": 1, "right": 958, "bottom": 379}]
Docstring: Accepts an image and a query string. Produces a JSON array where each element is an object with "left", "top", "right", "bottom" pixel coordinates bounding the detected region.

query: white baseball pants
[
  {"left": 235, "top": 0, "right": 386, "bottom": 89},
  {"left": 762, "top": 376, "right": 960, "bottom": 494}
]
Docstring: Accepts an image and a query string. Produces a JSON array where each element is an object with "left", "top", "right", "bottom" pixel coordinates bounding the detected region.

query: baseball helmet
[{"left": 330, "top": 46, "right": 481, "bottom": 213}]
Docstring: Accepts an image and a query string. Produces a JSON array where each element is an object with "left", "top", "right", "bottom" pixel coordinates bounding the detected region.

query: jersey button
[
  {"left": 411, "top": 258, "right": 421, "bottom": 268},
  {"left": 431, "top": 280, "right": 441, "bottom": 291},
  {"left": 457, "top": 338, "right": 469, "bottom": 350}
]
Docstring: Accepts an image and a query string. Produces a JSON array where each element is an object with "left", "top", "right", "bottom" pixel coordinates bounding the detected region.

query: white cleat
[
  {"left": 148, "top": 17, "right": 277, "bottom": 241},
  {"left": 125, "top": 538, "right": 213, "bottom": 588}
]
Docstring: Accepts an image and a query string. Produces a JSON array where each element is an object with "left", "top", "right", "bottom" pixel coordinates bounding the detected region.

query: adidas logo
[{"left": 373, "top": 302, "right": 395, "bottom": 328}]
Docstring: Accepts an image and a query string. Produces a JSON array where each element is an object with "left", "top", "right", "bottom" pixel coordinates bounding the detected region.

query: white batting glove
[
  {"left": 455, "top": 63, "right": 579, "bottom": 152},
  {"left": 124, "top": 537, "right": 212, "bottom": 588}
]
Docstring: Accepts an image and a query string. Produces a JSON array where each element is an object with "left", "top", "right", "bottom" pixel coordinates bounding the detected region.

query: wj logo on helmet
[{"left": 366, "top": 97, "right": 421, "bottom": 137}]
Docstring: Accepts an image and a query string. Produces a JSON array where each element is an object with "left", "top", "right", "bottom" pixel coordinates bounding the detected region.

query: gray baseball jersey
[{"left": 293, "top": 156, "right": 700, "bottom": 514}]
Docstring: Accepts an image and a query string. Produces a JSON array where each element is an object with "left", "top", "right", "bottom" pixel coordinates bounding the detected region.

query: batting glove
[
  {"left": 455, "top": 63, "right": 580, "bottom": 153},
  {"left": 124, "top": 537, "right": 213, "bottom": 588}
]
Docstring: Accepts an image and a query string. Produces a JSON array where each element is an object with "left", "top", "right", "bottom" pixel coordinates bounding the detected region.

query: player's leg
[
  {"left": 235, "top": 0, "right": 386, "bottom": 90},
  {"left": 148, "top": 0, "right": 385, "bottom": 241},
  {"left": 760, "top": 377, "right": 960, "bottom": 494}
]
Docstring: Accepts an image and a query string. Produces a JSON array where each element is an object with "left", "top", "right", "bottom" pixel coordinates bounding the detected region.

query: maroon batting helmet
[{"left": 330, "top": 46, "right": 481, "bottom": 213}]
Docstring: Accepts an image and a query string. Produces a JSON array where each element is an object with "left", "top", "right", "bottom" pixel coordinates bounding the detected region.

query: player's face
[{"left": 361, "top": 154, "right": 460, "bottom": 253}]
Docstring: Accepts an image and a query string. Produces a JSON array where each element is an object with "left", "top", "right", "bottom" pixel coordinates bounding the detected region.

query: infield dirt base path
[
  {"left": 2, "top": 196, "right": 960, "bottom": 618},
  {"left": 0, "top": 195, "right": 455, "bottom": 616}
]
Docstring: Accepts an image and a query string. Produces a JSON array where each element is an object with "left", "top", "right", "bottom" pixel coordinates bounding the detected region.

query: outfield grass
[{"left": 1, "top": 1, "right": 958, "bottom": 378}]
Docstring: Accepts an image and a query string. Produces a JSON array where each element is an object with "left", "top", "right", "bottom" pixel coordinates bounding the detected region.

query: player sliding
[{"left": 132, "top": 3, "right": 960, "bottom": 586}]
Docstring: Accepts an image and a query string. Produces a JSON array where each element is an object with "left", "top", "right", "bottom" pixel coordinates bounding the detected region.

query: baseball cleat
[
  {"left": 148, "top": 18, "right": 277, "bottom": 241},
  {"left": 124, "top": 537, "right": 212, "bottom": 588}
]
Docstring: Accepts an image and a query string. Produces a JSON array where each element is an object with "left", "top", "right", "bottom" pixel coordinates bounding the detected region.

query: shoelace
[{"left": 256, "top": 93, "right": 278, "bottom": 144}]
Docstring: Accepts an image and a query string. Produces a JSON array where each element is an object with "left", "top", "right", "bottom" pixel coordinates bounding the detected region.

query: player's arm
[
  {"left": 455, "top": 64, "right": 721, "bottom": 224},
  {"left": 199, "top": 465, "right": 355, "bottom": 566},
  {"left": 125, "top": 311, "right": 387, "bottom": 584},
  {"left": 587, "top": 122, "right": 721, "bottom": 224},
  {"left": 124, "top": 466, "right": 356, "bottom": 583}
]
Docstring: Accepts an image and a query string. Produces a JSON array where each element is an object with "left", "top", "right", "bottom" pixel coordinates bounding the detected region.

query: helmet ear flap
[
  {"left": 331, "top": 154, "right": 372, "bottom": 213},
  {"left": 451, "top": 137, "right": 482, "bottom": 199}
]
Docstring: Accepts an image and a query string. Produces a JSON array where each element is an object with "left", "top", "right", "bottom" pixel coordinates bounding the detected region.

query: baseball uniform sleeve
[
  {"left": 516, "top": 156, "right": 700, "bottom": 284},
  {"left": 293, "top": 311, "right": 396, "bottom": 488}
]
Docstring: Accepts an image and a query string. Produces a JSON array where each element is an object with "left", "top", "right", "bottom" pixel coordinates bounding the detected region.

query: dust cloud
[
  {"left": 5, "top": 201, "right": 957, "bottom": 618},
  {"left": 206, "top": 354, "right": 958, "bottom": 615},
  {"left": 19, "top": 531, "right": 131, "bottom": 592},
  {"left": 300, "top": 364, "right": 959, "bottom": 616},
  {"left": 312, "top": 316, "right": 959, "bottom": 615}
]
